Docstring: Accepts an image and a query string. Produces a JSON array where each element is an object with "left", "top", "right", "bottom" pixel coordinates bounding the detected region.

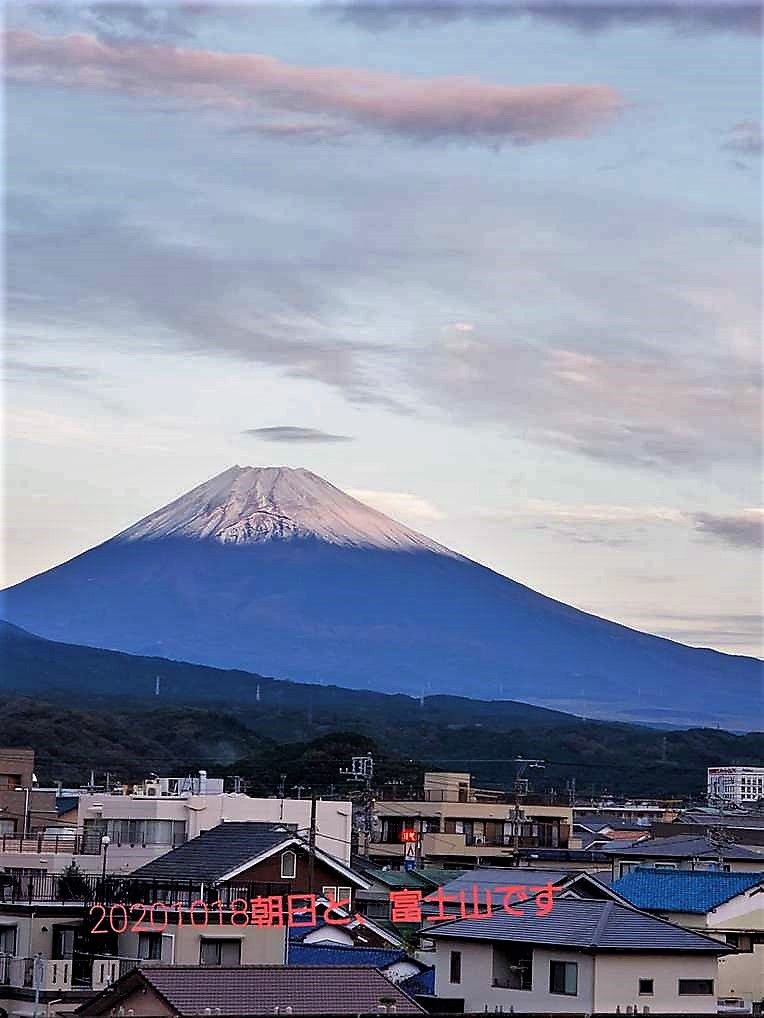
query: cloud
[
  {"left": 331, "top": 1, "right": 762, "bottom": 35},
  {"left": 692, "top": 509, "right": 763, "bottom": 548},
  {"left": 5, "top": 30, "right": 623, "bottom": 146},
  {"left": 243, "top": 426, "right": 354, "bottom": 443},
  {"left": 416, "top": 336, "right": 761, "bottom": 469},
  {"left": 481, "top": 501, "right": 764, "bottom": 549},
  {"left": 347, "top": 489, "right": 445, "bottom": 521},
  {"left": 722, "top": 120, "right": 764, "bottom": 156}
]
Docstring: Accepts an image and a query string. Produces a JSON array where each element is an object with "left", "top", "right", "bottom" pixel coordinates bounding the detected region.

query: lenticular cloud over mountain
[{"left": 1, "top": 466, "right": 760, "bottom": 730}]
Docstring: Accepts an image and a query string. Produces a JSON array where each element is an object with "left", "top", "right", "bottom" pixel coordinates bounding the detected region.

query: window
[
  {"left": 0, "top": 925, "right": 17, "bottom": 956},
  {"left": 138, "top": 933, "right": 163, "bottom": 960},
  {"left": 449, "top": 950, "right": 461, "bottom": 984},
  {"left": 678, "top": 979, "right": 714, "bottom": 995},
  {"left": 549, "top": 961, "right": 578, "bottom": 996},
  {"left": 653, "top": 863, "right": 677, "bottom": 870},
  {"left": 199, "top": 939, "right": 241, "bottom": 967},
  {"left": 725, "top": 934, "right": 755, "bottom": 952},
  {"left": 280, "top": 850, "right": 297, "bottom": 880},
  {"left": 0, "top": 820, "right": 15, "bottom": 836},
  {"left": 322, "top": 885, "right": 352, "bottom": 905},
  {"left": 493, "top": 945, "right": 533, "bottom": 990},
  {"left": 639, "top": 979, "right": 654, "bottom": 995}
]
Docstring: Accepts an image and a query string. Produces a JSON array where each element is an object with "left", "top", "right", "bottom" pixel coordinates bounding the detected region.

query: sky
[{"left": 3, "top": 0, "right": 762, "bottom": 657}]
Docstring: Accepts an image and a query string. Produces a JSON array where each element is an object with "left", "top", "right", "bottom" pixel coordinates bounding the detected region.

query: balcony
[
  {"left": 0, "top": 869, "right": 293, "bottom": 907},
  {"left": 0, "top": 832, "right": 87, "bottom": 855},
  {"left": 0, "top": 953, "right": 154, "bottom": 994}
]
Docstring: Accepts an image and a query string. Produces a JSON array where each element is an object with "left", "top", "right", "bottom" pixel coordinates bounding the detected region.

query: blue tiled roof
[
  {"left": 288, "top": 944, "right": 406, "bottom": 968},
  {"left": 400, "top": 967, "right": 435, "bottom": 997},
  {"left": 612, "top": 867, "right": 764, "bottom": 914}
]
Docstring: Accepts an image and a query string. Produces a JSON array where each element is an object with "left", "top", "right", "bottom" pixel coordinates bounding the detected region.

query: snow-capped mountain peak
[{"left": 116, "top": 465, "right": 456, "bottom": 555}]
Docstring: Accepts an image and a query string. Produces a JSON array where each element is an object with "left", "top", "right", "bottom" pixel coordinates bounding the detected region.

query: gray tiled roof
[
  {"left": 604, "top": 834, "right": 764, "bottom": 860},
  {"left": 130, "top": 822, "right": 295, "bottom": 882},
  {"left": 134, "top": 965, "right": 424, "bottom": 1015},
  {"left": 426, "top": 898, "right": 733, "bottom": 953},
  {"left": 424, "top": 867, "right": 569, "bottom": 901}
]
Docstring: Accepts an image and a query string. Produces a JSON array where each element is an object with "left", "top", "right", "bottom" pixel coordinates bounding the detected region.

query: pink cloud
[{"left": 5, "top": 29, "right": 622, "bottom": 145}]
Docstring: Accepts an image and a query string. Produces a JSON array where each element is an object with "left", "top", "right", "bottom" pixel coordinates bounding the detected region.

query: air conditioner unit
[{"left": 474, "top": 836, "right": 485, "bottom": 846}]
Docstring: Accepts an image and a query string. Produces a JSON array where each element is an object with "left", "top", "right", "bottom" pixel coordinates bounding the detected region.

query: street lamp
[{"left": 100, "top": 835, "right": 111, "bottom": 900}]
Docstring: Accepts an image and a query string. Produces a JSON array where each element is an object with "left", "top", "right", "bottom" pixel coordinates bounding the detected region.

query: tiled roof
[
  {"left": 575, "top": 816, "right": 649, "bottom": 832},
  {"left": 612, "top": 868, "right": 764, "bottom": 914},
  {"left": 129, "top": 822, "right": 294, "bottom": 882},
  {"left": 426, "top": 897, "right": 733, "bottom": 953},
  {"left": 605, "top": 834, "right": 764, "bottom": 861},
  {"left": 288, "top": 944, "right": 407, "bottom": 968},
  {"left": 122, "top": 966, "right": 424, "bottom": 1015},
  {"left": 358, "top": 865, "right": 464, "bottom": 890},
  {"left": 423, "top": 867, "right": 569, "bottom": 902}
]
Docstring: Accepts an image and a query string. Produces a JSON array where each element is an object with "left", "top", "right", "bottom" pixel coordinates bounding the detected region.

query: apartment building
[
  {"left": 708, "top": 767, "right": 764, "bottom": 806},
  {"left": 369, "top": 771, "right": 572, "bottom": 867},
  {"left": 0, "top": 773, "right": 354, "bottom": 879},
  {"left": 0, "top": 747, "right": 58, "bottom": 836}
]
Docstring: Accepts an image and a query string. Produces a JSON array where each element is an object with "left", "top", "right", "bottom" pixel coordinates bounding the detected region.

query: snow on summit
[{"left": 117, "top": 465, "right": 456, "bottom": 555}]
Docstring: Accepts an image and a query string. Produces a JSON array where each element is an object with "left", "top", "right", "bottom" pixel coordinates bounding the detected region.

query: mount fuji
[{"left": 2, "top": 466, "right": 760, "bottom": 729}]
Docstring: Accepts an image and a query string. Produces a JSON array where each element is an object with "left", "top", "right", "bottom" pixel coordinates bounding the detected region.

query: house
[
  {"left": 571, "top": 815, "right": 651, "bottom": 851},
  {"left": 352, "top": 862, "right": 464, "bottom": 922},
  {"left": 613, "top": 867, "right": 764, "bottom": 1009},
  {"left": 370, "top": 771, "right": 572, "bottom": 867},
  {"left": 75, "top": 964, "right": 426, "bottom": 1016},
  {"left": 653, "top": 809, "right": 764, "bottom": 848},
  {"left": 128, "top": 820, "right": 368, "bottom": 902},
  {"left": 606, "top": 834, "right": 764, "bottom": 878},
  {"left": 423, "top": 896, "right": 733, "bottom": 1014},
  {"left": 287, "top": 907, "right": 405, "bottom": 950}
]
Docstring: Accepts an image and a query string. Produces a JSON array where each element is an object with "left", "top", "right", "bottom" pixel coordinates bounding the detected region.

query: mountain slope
[
  {"left": 1, "top": 466, "right": 761, "bottom": 729},
  {"left": 2, "top": 624, "right": 763, "bottom": 796}
]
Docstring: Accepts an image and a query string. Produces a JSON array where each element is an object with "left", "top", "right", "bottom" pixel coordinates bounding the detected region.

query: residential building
[
  {"left": 77, "top": 774, "right": 353, "bottom": 869},
  {"left": 709, "top": 767, "right": 764, "bottom": 806},
  {"left": 0, "top": 821, "right": 369, "bottom": 1012},
  {"left": 351, "top": 863, "right": 464, "bottom": 922},
  {"left": 0, "top": 747, "right": 58, "bottom": 836},
  {"left": 75, "top": 964, "right": 426, "bottom": 1016},
  {"left": 127, "top": 821, "right": 369, "bottom": 905},
  {"left": 0, "top": 775, "right": 354, "bottom": 878},
  {"left": 654, "top": 808, "right": 764, "bottom": 848},
  {"left": 424, "top": 896, "right": 732, "bottom": 1014},
  {"left": 606, "top": 834, "right": 764, "bottom": 879},
  {"left": 370, "top": 771, "right": 572, "bottom": 866},
  {"left": 570, "top": 815, "right": 651, "bottom": 851},
  {"left": 612, "top": 867, "right": 764, "bottom": 1010},
  {"left": 573, "top": 800, "right": 681, "bottom": 824}
]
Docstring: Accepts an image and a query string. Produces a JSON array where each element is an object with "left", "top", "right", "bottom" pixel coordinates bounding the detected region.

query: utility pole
[
  {"left": 340, "top": 754, "right": 374, "bottom": 858},
  {"left": 308, "top": 794, "right": 317, "bottom": 892},
  {"left": 278, "top": 774, "right": 286, "bottom": 799},
  {"left": 511, "top": 758, "right": 544, "bottom": 865}
]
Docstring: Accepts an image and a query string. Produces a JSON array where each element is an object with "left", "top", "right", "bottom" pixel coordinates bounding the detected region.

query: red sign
[{"left": 400, "top": 828, "right": 418, "bottom": 843}]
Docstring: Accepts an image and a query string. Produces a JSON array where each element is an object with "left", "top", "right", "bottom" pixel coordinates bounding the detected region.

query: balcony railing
[
  {"left": 0, "top": 832, "right": 87, "bottom": 855},
  {"left": 0, "top": 954, "right": 153, "bottom": 993},
  {"left": 0, "top": 870, "right": 293, "bottom": 907}
]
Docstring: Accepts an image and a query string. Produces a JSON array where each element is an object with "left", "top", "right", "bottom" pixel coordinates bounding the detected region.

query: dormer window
[{"left": 280, "top": 850, "right": 297, "bottom": 880}]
